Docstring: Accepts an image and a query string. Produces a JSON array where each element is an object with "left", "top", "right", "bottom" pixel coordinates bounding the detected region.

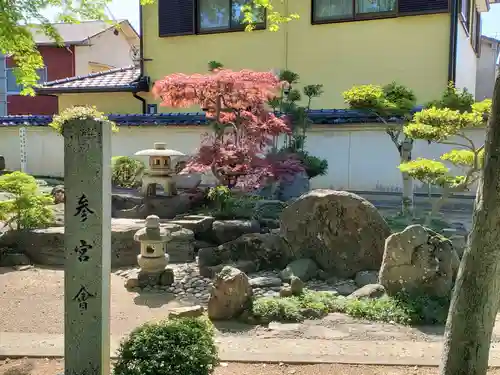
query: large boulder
[
  {"left": 212, "top": 220, "right": 261, "bottom": 244},
  {"left": 280, "top": 190, "right": 391, "bottom": 278},
  {"left": 378, "top": 224, "right": 460, "bottom": 298},
  {"left": 170, "top": 215, "right": 215, "bottom": 240},
  {"left": 168, "top": 228, "right": 196, "bottom": 263},
  {"left": 207, "top": 266, "right": 253, "bottom": 320}
]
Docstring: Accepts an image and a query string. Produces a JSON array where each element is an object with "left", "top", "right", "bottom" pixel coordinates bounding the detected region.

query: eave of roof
[
  {"left": 31, "top": 20, "right": 138, "bottom": 46},
  {"left": 0, "top": 108, "right": 423, "bottom": 127},
  {"left": 37, "top": 85, "right": 141, "bottom": 95},
  {"left": 35, "top": 66, "right": 146, "bottom": 94}
]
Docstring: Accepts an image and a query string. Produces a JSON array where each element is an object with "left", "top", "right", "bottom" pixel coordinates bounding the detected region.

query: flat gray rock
[{"left": 249, "top": 276, "right": 282, "bottom": 287}]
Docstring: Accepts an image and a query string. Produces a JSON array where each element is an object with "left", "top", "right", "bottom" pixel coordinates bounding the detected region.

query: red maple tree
[{"left": 152, "top": 68, "right": 304, "bottom": 190}]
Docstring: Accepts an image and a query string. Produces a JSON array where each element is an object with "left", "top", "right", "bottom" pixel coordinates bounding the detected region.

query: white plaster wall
[
  {"left": 476, "top": 39, "right": 500, "bottom": 100},
  {"left": 0, "top": 125, "right": 486, "bottom": 194},
  {"left": 455, "top": 22, "right": 478, "bottom": 96},
  {"left": 74, "top": 28, "right": 137, "bottom": 75}
]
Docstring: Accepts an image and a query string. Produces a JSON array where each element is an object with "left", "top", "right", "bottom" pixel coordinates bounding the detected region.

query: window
[
  {"left": 460, "top": 0, "right": 471, "bottom": 31},
  {"left": 6, "top": 67, "right": 47, "bottom": 94},
  {"left": 158, "top": 0, "right": 266, "bottom": 37},
  {"left": 313, "top": 0, "right": 396, "bottom": 22},
  {"left": 312, "top": 0, "right": 449, "bottom": 24},
  {"left": 471, "top": 9, "right": 481, "bottom": 55},
  {"left": 198, "top": 0, "right": 265, "bottom": 32}
]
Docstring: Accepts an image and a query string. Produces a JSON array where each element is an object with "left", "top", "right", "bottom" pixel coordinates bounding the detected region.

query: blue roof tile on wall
[{"left": 0, "top": 108, "right": 424, "bottom": 127}]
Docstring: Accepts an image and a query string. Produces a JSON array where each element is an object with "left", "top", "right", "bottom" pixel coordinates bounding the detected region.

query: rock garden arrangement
[{"left": 0, "top": 177, "right": 468, "bottom": 328}]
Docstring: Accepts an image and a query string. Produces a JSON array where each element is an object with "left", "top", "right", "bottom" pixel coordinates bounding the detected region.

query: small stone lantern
[
  {"left": 134, "top": 142, "right": 186, "bottom": 197},
  {"left": 124, "top": 215, "right": 175, "bottom": 290},
  {"left": 134, "top": 215, "right": 171, "bottom": 273}
]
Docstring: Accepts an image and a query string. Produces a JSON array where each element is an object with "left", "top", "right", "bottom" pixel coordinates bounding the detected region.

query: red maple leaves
[{"left": 153, "top": 68, "right": 303, "bottom": 190}]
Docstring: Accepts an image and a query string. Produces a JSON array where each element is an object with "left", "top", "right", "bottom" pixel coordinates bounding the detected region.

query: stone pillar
[
  {"left": 63, "top": 119, "right": 111, "bottom": 375},
  {"left": 19, "top": 127, "right": 27, "bottom": 173}
]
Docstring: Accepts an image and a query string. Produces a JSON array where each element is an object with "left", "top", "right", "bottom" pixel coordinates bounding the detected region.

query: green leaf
[
  {"left": 404, "top": 107, "right": 483, "bottom": 141},
  {"left": 50, "top": 106, "right": 118, "bottom": 135},
  {"left": 343, "top": 82, "right": 416, "bottom": 117},
  {"left": 398, "top": 158, "right": 450, "bottom": 186},
  {"left": 440, "top": 149, "right": 474, "bottom": 167}
]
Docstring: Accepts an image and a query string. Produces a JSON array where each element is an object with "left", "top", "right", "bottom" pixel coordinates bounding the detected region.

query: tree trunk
[
  {"left": 400, "top": 137, "right": 414, "bottom": 215},
  {"left": 439, "top": 74, "right": 500, "bottom": 375},
  {"left": 425, "top": 188, "right": 451, "bottom": 226}
]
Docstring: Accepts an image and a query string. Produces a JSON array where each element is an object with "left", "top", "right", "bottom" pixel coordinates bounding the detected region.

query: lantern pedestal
[{"left": 125, "top": 214, "right": 175, "bottom": 290}]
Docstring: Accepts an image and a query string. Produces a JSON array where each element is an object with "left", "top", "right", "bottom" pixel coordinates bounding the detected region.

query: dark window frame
[
  {"left": 459, "top": 0, "right": 472, "bottom": 34},
  {"left": 471, "top": 9, "right": 481, "bottom": 56},
  {"left": 311, "top": 0, "right": 398, "bottom": 25},
  {"left": 196, "top": 0, "right": 266, "bottom": 35}
]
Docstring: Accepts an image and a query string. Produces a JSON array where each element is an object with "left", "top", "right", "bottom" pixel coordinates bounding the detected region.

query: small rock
[
  {"left": 280, "top": 286, "right": 293, "bottom": 297},
  {"left": 290, "top": 276, "right": 305, "bottom": 296},
  {"left": 159, "top": 269, "right": 175, "bottom": 286},
  {"left": 124, "top": 278, "right": 140, "bottom": 289},
  {"left": 332, "top": 279, "right": 358, "bottom": 296},
  {"left": 354, "top": 270, "right": 379, "bottom": 287},
  {"left": 280, "top": 258, "right": 318, "bottom": 282},
  {"left": 13, "top": 264, "right": 33, "bottom": 271},
  {"left": 169, "top": 305, "right": 205, "bottom": 319},
  {"left": 207, "top": 266, "right": 253, "bottom": 320},
  {"left": 138, "top": 271, "right": 161, "bottom": 288},
  {"left": 316, "top": 269, "right": 330, "bottom": 281},
  {"left": 0, "top": 253, "right": 31, "bottom": 267},
  {"left": 348, "top": 284, "right": 386, "bottom": 299},
  {"left": 249, "top": 276, "right": 282, "bottom": 288},
  {"left": 200, "top": 260, "right": 257, "bottom": 279}
]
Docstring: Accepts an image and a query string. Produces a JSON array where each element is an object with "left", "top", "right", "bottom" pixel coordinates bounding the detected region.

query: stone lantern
[
  {"left": 126, "top": 215, "right": 175, "bottom": 289},
  {"left": 134, "top": 142, "right": 186, "bottom": 197}
]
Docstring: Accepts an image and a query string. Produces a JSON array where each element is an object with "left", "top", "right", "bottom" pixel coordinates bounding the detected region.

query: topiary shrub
[
  {"left": 114, "top": 317, "right": 219, "bottom": 375},
  {"left": 111, "top": 156, "right": 145, "bottom": 188},
  {"left": 0, "top": 171, "right": 54, "bottom": 230}
]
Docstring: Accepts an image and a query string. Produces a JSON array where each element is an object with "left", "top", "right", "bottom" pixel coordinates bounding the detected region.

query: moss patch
[{"left": 249, "top": 290, "right": 449, "bottom": 326}]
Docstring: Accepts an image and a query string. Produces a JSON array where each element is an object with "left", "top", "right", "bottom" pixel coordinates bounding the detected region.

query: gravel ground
[
  {"left": 3, "top": 266, "right": 500, "bottom": 342},
  {"left": 0, "top": 266, "right": 432, "bottom": 341},
  {"left": 4, "top": 359, "right": 500, "bottom": 375}
]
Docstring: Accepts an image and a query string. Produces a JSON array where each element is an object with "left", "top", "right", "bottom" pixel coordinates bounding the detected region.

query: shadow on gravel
[
  {"left": 415, "top": 325, "right": 445, "bottom": 336},
  {"left": 133, "top": 292, "right": 177, "bottom": 308},
  {"left": 212, "top": 320, "right": 255, "bottom": 334}
]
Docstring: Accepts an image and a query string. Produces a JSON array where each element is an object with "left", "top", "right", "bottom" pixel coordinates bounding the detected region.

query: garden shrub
[
  {"left": 206, "top": 186, "right": 264, "bottom": 219},
  {"left": 111, "top": 156, "right": 145, "bottom": 188},
  {"left": 114, "top": 317, "right": 218, "bottom": 375},
  {"left": 250, "top": 290, "right": 449, "bottom": 326},
  {"left": 384, "top": 214, "right": 451, "bottom": 234},
  {"left": 0, "top": 171, "right": 53, "bottom": 230}
]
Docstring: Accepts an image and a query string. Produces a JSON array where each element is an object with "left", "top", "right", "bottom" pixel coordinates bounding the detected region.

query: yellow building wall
[
  {"left": 142, "top": 1, "right": 451, "bottom": 111},
  {"left": 57, "top": 92, "right": 143, "bottom": 114}
]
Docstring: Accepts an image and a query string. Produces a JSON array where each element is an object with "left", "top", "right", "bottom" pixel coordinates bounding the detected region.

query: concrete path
[{"left": 2, "top": 332, "right": 500, "bottom": 367}]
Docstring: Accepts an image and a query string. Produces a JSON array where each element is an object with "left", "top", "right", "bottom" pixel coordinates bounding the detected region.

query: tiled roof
[
  {"left": 36, "top": 66, "right": 144, "bottom": 93},
  {"left": 30, "top": 20, "right": 137, "bottom": 45},
  {"left": 0, "top": 109, "right": 423, "bottom": 127}
]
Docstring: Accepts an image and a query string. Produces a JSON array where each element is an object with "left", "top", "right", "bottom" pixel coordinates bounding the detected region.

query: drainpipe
[
  {"left": 139, "top": 3, "right": 145, "bottom": 76},
  {"left": 448, "top": 0, "right": 458, "bottom": 83},
  {"left": 133, "top": 92, "right": 146, "bottom": 114}
]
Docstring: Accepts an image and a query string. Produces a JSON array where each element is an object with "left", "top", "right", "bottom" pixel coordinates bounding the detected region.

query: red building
[
  {"left": 6, "top": 20, "right": 139, "bottom": 115},
  {"left": 6, "top": 45, "right": 74, "bottom": 115}
]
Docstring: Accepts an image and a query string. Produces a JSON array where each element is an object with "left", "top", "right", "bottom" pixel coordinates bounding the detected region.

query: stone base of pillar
[{"left": 124, "top": 268, "right": 175, "bottom": 290}]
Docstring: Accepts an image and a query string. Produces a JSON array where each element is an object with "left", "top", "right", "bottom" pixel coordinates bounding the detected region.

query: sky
[{"left": 45, "top": 1, "right": 500, "bottom": 38}]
